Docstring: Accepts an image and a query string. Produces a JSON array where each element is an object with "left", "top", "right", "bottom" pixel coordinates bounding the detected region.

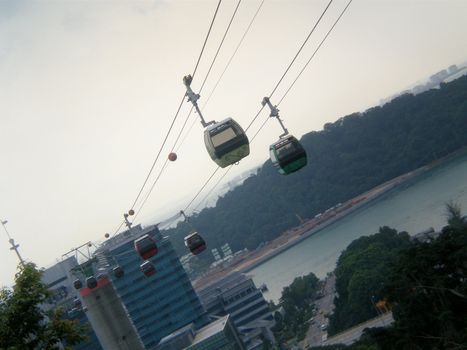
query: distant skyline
[{"left": 1, "top": 0, "right": 467, "bottom": 286}]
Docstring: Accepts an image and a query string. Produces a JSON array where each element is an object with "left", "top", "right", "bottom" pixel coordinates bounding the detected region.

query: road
[
  {"left": 323, "top": 312, "right": 394, "bottom": 346},
  {"left": 302, "top": 273, "right": 336, "bottom": 348}
]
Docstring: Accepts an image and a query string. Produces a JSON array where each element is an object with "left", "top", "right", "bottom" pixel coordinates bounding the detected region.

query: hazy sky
[{"left": 1, "top": 0, "right": 466, "bottom": 287}]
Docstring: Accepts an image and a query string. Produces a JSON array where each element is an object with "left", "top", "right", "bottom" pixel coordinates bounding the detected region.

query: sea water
[{"left": 248, "top": 155, "right": 467, "bottom": 302}]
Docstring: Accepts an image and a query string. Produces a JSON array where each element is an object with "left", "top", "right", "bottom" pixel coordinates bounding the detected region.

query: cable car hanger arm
[
  {"left": 262, "top": 97, "right": 288, "bottom": 138},
  {"left": 183, "top": 75, "right": 215, "bottom": 128}
]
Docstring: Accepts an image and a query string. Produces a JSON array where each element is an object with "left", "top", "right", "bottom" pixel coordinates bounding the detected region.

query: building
[
  {"left": 98, "top": 224, "right": 208, "bottom": 349},
  {"left": 41, "top": 257, "right": 103, "bottom": 350},
  {"left": 196, "top": 272, "right": 275, "bottom": 350},
  {"left": 78, "top": 274, "right": 145, "bottom": 350},
  {"left": 186, "top": 315, "right": 245, "bottom": 350},
  {"left": 158, "top": 315, "right": 245, "bottom": 350}
]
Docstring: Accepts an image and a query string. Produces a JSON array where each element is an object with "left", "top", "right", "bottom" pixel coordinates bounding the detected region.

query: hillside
[{"left": 164, "top": 76, "right": 467, "bottom": 260}]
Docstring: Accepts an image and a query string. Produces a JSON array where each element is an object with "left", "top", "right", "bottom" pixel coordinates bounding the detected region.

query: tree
[
  {"left": 273, "top": 273, "right": 320, "bottom": 343},
  {"left": 377, "top": 220, "right": 467, "bottom": 349},
  {"left": 329, "top": 227, "right": 411, "bottom": 335},
  {"left": 0, "top": 263, "right": 86, "bottom": 349}
]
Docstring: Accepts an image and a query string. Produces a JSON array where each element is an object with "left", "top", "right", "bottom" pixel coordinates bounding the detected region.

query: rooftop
[{"left": 190, "top": 315, "right": 230, "bottom": 346}]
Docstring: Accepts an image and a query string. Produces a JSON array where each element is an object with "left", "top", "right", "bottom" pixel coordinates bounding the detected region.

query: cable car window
[
  {"left": 276, "top": 142, "right": 298, "bottom": 158},
  {"left": 270, "top": 147, "right": 278, "bottom": 163},
  {"left": 211, "top": 127, "right": 237, "bottom": 147}
]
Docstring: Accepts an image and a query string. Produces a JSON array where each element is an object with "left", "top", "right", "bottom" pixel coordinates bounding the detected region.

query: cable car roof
[{"left": 204, "top": 117, "right": 235, "bottom": 132}]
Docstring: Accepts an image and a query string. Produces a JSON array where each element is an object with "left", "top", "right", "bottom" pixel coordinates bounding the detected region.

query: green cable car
[
  {"left": 262, "top": 96, "right": 307, "bottom": 175},
  {"left": 270, "top": 135, "right": 307, "bottom": 175}
]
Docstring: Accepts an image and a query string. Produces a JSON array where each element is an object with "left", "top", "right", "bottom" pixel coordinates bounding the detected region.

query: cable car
[
  {"left": 184, "top": 232, "right": 206, "bottom": 255},
  {"left": 73, "top": 279, "right": 83, "bottom": 290},
  {"left": 86, "top": 276, "right": 97, "bottom": 289},
  {"left": 113, "top": 266, "right": 124, "bottom": 279},
  {"left": 73, "top": 298, "right": 82, "bottom": 308},
  {"left": 204, "top": 118, "right": 250, "bottom": 168},
  {"left": 140, "top": 260, "right": 156, "bottom": 277},
  {"left": 269, "top": 135, "right": 307, "bottom": 175},
  {"left": 134, "top": 234, "right": 158, "bottom": 259}
]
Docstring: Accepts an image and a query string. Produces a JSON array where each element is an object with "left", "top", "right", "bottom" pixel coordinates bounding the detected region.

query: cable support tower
[{"left": 1, "top": 219, "right": 25, "bottom": 268}]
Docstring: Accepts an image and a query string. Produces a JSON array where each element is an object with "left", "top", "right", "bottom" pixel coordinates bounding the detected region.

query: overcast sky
[{"left": 1, "top": 0, "right": 466, "bottom": 287}]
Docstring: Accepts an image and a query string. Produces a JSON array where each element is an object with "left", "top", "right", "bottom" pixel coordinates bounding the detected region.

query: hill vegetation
[
  {"left": 328, "top": 206, "right": 467, "bottom": 350},
  {"left": 328, "top": 227, "right": 412, "bottom": 335},
  {"left": 164, "top": 76, "right": 467, "bottom": 262}
]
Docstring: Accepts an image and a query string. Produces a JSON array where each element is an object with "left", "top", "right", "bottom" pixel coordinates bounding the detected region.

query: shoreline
[{"left": 193, "top": 147, "right": 467, "bottom": 288}]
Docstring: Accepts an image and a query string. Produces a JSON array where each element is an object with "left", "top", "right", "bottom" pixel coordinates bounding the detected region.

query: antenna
[{"left": 1, "top": 219, "right": 26, "bottom": 268}]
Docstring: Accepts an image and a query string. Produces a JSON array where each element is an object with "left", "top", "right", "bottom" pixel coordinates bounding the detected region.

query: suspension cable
[
  {"left": 175, "top": 0, "right": 265, "bottom": 153},
  {"left": 251, "top": 0, "right": 353, "bottom": 142},
  {"left": 111, "top": 0, "right": 224, "bottom": 236},
  {"left": 245, "top": 0, "right": 334, "bottom": 132},
  {"left": 133, "top": 0, "right": 243, "bottom": 221},
  {"left": 192, "top": 0, "right": 223, "bottom": 80}
]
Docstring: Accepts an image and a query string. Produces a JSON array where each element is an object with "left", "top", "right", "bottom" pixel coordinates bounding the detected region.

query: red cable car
[
  {"left": 134, "top": 234, "right": 158, "bottom": 259},
  {"left": 140, "top": 261, "right": 156, "bottom": 277},
  {"left": 184, "top": 232, "right": 206, "bottom": 255}
]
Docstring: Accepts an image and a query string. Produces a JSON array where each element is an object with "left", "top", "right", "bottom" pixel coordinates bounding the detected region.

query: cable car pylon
[{"left": 262, "top": 97, "right": 307, "bottom": 175}]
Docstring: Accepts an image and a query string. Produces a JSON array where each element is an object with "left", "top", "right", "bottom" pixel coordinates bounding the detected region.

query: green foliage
[
  {"left": 164, "top": 76, "right": 467, "bottom": 271},
  {"left": 0, "top": 263, "right": 86, "bottom": 350},
  {"left": 273, "top": 273, "right": 320, "bottom": 343},
  {"left": 374, "top": 221, "right": 467, "bottom": 349},
  {"left": 329, "top": 227, "right": 411, "bottom": 335},
  {"left": 328, "top": 208, "right": 467, "bottom": 349}
]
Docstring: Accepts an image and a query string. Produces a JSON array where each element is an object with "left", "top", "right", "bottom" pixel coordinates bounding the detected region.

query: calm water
[{"left": 249, "top": 155, "right": 467, "bottom": 302}]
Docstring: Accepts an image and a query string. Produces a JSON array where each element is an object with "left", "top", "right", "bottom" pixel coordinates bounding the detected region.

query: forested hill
[{"left": 165, "top": 76, "right": 467, "bottom": 258}]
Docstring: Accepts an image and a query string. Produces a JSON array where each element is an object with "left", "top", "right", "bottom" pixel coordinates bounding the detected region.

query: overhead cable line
[
  {"left": 189, "top": 0, "right": 351, "bottom": 212},
  {"left": 251, "top": 0, "right": 353, "bottom": 143},
  {"left": 184, "top": 0, "right": 334, "bottom": 213},
  {"left": 175, "top": 0, "right": 265, "bottom": 153},
  {"left": 193, "top": 165, "right": 234, "bottom": 211},
  {"left": 245, "top": 0, "right": 334, "bottom": 132},
  {"left": 184, "top": 167, "right": 221, "bottom": 212},
  {"left": 134, "top": 0, "right": 244, "bottom": 220},
  {"left": 277, "top": 0, "right": 353, "bottom": 106},
  {"left": 192, "top": 0, "right": 223, "bottom": 80},
  {"left": 111, "top": 0, "right": 223, "bottom": 236}
]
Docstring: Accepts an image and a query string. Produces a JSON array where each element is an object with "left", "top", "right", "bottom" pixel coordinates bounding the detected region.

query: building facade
[
  {"left": 42, "top": 257, "right": 103, "bottom": 350},
  {"left": 196, "top": 272, "right": 275, "bottom": 350},
  {"left": 99, "top": 224, "right": 208, "bottom": 349},
  {"left": 186, "top": 315, "right": 245, "bottom": 350}
]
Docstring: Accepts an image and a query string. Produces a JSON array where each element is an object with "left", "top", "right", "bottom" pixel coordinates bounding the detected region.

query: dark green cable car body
[
  {"left": 204, "top": 118, "right": 250, "bottom": 168},
  {"left": 269, "top": 135, "right": 307, "bottom": 175}
]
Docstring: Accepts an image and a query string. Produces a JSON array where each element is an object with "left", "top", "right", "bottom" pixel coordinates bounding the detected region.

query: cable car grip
[
  {"left": 261, "top": 96, "right": 289, "bottom": 138},
  {"left": 183, "top": 75, "right": 214, "bottom": 128}
]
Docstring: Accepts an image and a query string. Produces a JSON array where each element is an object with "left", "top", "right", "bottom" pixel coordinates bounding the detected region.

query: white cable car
[{"left": 184, "top": 75, "right": 249, "bottom": 167}]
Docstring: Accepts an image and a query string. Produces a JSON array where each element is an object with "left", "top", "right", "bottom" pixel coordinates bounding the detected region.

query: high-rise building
[
  {"left": 196, "top": 272, "right": 275, "bottom": 350},
  {"left": 42, "top": 257, "right": 103, "bottom": 350},
  {"left": 99, "top": 224, "right": 208, "bottom": 349},
  {"left": 157, "top": 315, "right": 245, "bottom": 350},
  {"left": 186, "top": 315, "right": 245, "bottom": 350}
]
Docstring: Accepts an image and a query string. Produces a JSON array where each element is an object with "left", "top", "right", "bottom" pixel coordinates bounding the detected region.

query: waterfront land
[{"left": 192, "top": 147, "right": 467, "bottom": 290}]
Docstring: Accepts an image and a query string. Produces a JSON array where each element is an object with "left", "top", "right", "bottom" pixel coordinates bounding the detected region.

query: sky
[{"left": 1, "top": 0, "right": 467, "bottom": 287}]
